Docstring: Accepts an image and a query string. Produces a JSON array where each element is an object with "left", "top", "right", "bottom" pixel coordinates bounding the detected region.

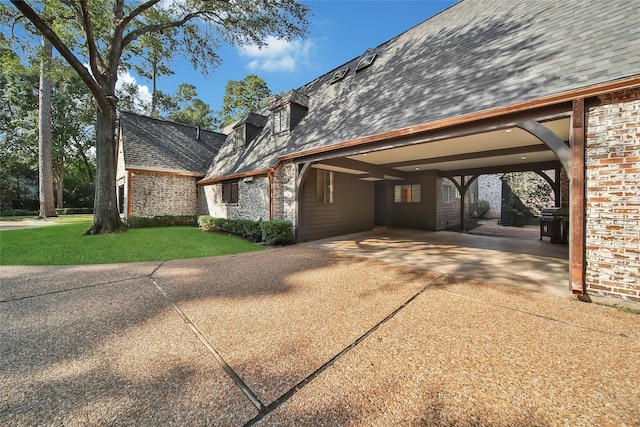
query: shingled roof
[
  {"left": 119, "top": 112, "right": 225, "bottom": 175},
  {"left": 203, "top": 0, "right": 640, "bottom": 181}
]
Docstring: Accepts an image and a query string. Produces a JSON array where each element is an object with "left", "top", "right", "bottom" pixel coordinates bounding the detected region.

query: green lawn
[{"left": 0, "top": 222, "right": 263, "bottom": 265}]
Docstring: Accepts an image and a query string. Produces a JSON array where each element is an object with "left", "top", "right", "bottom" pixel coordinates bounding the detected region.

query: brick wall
[
  {"left": 477, "top": 174, "right": 502, "bottom": 218},
  {"left": 198, "top": 176, "right": 270, "bottom": 221},
  {"left": 585, "top": 87, "right": 640, "bottom": 303},
  {"left": 131, "top": 172, "right": 198, "bottom": 216}
]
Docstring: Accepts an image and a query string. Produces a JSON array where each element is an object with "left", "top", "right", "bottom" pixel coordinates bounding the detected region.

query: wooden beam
[
  {"left": 316, "top": 157, "right": 408, "bottom": 180},
  {"left": 516, "top": 120, "right": 571, "bottom": 172},
  {"left": 570, "top": 99, "right": 586, "bottom": 296},
  {"left": 382, "top": 144, "right": 550, "bottom": 169},
  {"left": 439, "top": 160, "right": 562, "bottom": 178}
]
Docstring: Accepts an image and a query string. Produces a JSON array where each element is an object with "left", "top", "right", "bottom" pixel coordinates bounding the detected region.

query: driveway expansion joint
[
  {"left": 148, "top": 276, "right": 266, "bottom": 412},
  {"left": 244, "top": 273, "right": 446, "bottom": 426}
]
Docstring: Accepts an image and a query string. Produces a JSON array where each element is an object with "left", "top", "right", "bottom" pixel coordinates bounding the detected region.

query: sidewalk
[{"left": 1, "top": 246, "right": 638, "bottom": 426}]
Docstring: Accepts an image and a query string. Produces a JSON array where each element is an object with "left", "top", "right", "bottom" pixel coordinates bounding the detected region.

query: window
[
  {"left": 316, "top": 170, "right": 334, "bottom": 203},
  {"left": 330, "top": 67, "right": 349, "bottom": 84},
  {"left": 394, "top": 184, "right": 421, "bottom": 203},
  {"left": 233, "top": 125, "right": 246, "bottom": 149},
  {"left": 272, "top": 106, "right": 288, "bottom": 134},
  {"left": 356, "top": 53, "right": 377, "bottom": 72},
  {"left": 442, "top": 184, "right": 453, "bottom": 204},
  {"left": 222, "top": 181, "right": 239, "bottom": 204}
]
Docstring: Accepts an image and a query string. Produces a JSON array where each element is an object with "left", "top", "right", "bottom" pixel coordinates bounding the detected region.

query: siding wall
[
  {"left": 436, "top": 177, "right": 470, "bottom": 230},
  {"left": 585, "top": 87, "right": 640, "bottom": 303},
  {"left": 375, "top": 171, "right": 438, "bottom": 230},
  {"left": 298, "top": 168, "right": 374, "bottom": 242}
]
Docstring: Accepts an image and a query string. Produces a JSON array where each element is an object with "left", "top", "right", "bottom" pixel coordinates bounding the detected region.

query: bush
[
  {"left": 56, "top": 207, "right": 93, "bottom": 215},
  {"left": 261, "top": 220, "right": 294, "bottom": 246},
  {"left": 198, "top": 216, "right": 294, "bottom": 245},
  {"left": 0, "top": 209, "right": 38, "bottom": 217},
  {"left": 471, "top": 199, "right": 491, "bottom": 218},
  {"left": 126, "top": 215, "right": 197, "bottom": 228}
]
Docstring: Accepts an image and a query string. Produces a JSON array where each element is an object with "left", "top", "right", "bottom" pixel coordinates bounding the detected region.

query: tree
[
  {"left": 37, "top": 37, "right": 57, "bottom": 218},
  {"left": 8, "top": 0, "right": 309, "bottom": 234},
  {"left": 164, "top": 83, "right": 216, "bottom": 129},
  {"left": 220, "top": 74, "right": 271, "bottom": 126}
]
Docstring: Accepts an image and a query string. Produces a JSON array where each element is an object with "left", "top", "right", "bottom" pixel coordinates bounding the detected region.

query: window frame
[
  {"left": 272, "top": 106, "right": 289, "bottom": 134},
  {"left": 222, "top": 180, "right": 239, "bottom": 204},
  {"left": 442, "top": 184, "right": 453, "bottom": 204},
  {"left": 316, "top": 170, "right": 334, "bottom": 204},
  {"left": 394, "top": 184, "right": 421, "bottom": 203}
]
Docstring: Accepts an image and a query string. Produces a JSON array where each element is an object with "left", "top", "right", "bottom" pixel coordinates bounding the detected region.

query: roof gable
[{"left": 120, "top": 112, "right": 225, "bottom": 175}]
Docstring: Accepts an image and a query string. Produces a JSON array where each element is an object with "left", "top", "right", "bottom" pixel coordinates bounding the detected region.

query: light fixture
[
  {"left": 415, "top": 167, "right": 420, "bottom": 170},
  {"left": 520, "top": 156, "right": 527, "bottom": 160},
  {"left": 505, "top": 129, "right": 513, "bottom": 133}
]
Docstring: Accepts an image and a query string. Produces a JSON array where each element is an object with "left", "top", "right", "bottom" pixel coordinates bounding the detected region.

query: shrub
[
  {"left": 471, "top": 199, "right": 491, "bottom": 218},
  {"left": 126, "top": 215, "right": 197, "bottom": 228},
  {"left": 261, "top": 220, "right": 294, "bottom": 246},
  {"left": 198, "top": 216, "right": 294, "bottom": 245},
  {"left": 56, "top": 207, "right": 93, "bottom": 215},
  {"left": 0, "top": 209, "right": 38, "bottom": 217}
]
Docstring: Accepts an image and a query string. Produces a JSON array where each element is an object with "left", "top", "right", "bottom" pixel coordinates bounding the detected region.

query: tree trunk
[
  {"left": 85, "top": 105, "right": 125, "bottom": 234},
  {"left": 54, "top": 157, "right": 64, "bottom": 209},
  {"left": 38, "top": 38, "right": 57, "bottom": 218}
]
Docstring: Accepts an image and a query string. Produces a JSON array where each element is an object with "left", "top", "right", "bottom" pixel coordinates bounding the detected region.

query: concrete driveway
[{"left": 1, "top": 244, "right": 638, "bottom": 426}]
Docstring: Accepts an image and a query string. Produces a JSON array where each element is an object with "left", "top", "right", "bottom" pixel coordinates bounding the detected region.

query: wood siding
[
  {"left": 376, "top": 172, "right": 438, "bottom": 230},
  {"left": 298, "top": 170, "right": 374, "bottom": 242}
]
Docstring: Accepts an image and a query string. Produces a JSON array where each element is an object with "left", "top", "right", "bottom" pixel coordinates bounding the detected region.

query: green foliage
[
  {"left": 220, "top": 74, "right": 271, "bottom": 126},
  {"left": 0, "top": 223, "right": 263, "bottom": 265},
  {"left": 198, "top": 216, "right": 294, "bottom": 245},
  {"left": 501, "top": 172, "right": 554, "bottom": 216},
  {"left": 55, "top": 208, "right": 93, "bottom": 215},
  {"left": 0, "top": 209, "right": 38, "bottom": 217},
  {"left": 125, "top": 215, "right": 197, "bottom": 228},
  {"left": 471, "top": 199, "right": 491, "bottom": 218},
  {"left": 261, "top": 220, "right": 295, "bottom": 245}
]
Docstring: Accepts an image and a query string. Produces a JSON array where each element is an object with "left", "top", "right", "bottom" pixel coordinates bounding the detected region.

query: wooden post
[
  {"left": 570, "top": 99, "right": 586, "bottom": 296},
  {"left": 459, "top": 175, "right": 466, "bottom": 232}
]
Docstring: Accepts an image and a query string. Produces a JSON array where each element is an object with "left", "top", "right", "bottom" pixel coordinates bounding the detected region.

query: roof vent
[
  {"left": 329, "top": 67, "right": 349, "bottom": 84},
  {"left": 355, "top": 52, "right": 377, "bottom": 72}
]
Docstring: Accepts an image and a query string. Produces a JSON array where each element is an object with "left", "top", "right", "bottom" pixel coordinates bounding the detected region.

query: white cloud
[
  {"left": 240, "top": 36, "right": 315, "bottom": 72},
  {"left": 115, "top": 71, "right": 152, "bottom": 112}
]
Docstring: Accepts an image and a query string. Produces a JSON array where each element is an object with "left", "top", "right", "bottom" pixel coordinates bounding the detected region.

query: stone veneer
[
  {"left": 130, "top": 172, "right": 197, "bottom": 216},
  {"left": 585, "top": 87, "right": 640, "bottom": 303},
  {"left": 199, "top": 176, "right": 270, "bottom": 221},
  {"left": 272, "top": 161, "right": 297, "bottom": 225},
  {"left": 477, "top": 174, "right": 502, "bottom": 219}
]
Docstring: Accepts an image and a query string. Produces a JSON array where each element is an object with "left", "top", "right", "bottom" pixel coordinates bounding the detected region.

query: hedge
[
  {"left": 56, "top": 207, "right": 93, "bottom": 215},
  {"left": 126, "top": 215, "right": 198, "bottom": 228},
  {"left": 197, "top": 216, "right": 294, "bottom": 245}
]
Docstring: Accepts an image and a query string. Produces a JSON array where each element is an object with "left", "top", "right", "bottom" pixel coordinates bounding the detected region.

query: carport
[{"left": 289, "top": 100, "right": 585, "bottom": 296}]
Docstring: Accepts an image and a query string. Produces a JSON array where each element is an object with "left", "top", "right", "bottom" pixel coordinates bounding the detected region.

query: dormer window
[
  {"left": 272, "top": 106, "right": 289, "bottom": 134},
  {"left": 356, "top": 53, "right": 377, "bottom": 72},
  {"left": 330, "top": 67, "right": 349, "bottom": 84},
  {"left": 233, "top": 125, "right": 246, "bottom": 149}
]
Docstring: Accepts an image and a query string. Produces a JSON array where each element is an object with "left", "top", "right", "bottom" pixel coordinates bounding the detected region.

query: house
[{"left": 117, "top": 0, "right": 640, "bottom": 304}]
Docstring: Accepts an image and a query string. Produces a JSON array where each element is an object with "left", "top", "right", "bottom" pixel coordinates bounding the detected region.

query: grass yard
[{"left": 0, "top": 221, "right": 263, "bottom": 265}]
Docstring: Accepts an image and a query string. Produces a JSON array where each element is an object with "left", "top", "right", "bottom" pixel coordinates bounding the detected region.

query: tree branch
[
  {"left": 121, "top": 12, "right": 202, "bottom": 48},
  {"left": 9, "top": 1, "right": 104, "bottom": 106},
  {"left": 117, "top": 0, "right": 161, "bottom": 34},
  {"left": 79, "top": 0, "right": 106, "bottom": 83}
]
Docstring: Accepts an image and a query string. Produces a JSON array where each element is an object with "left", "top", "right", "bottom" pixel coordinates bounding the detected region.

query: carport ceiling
[{"left": 337, "top": 118, "right": 569, "bottom": 175}]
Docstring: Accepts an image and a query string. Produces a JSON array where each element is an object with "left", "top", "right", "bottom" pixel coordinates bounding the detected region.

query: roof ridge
[{"left": 119, "top": 110, "right": 224, "bottom": 135}]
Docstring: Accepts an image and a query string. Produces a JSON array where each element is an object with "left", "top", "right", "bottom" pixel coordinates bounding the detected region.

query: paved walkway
[{"left": 1, "top": 237, "right": 638, "bottom": 425}]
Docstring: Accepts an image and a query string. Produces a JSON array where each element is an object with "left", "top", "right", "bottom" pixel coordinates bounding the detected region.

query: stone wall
[
  {"left": 477, "top": 174, "right": 502, "bottom": 218},
  {"left": 272, "top": 161, "right": 297, "bottom": 224},
  {"left": 198, "top": 176, "right": 270, "bottom": 221},
  {"left": 131, "top": 172, "right": 197, "bottom": 216},
  {"left": 585, "top": 87, "right": 640, "bottom": 303}
]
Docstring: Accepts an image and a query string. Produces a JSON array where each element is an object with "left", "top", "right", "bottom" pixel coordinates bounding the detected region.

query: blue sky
[{"left": 124, "top": 0, "right": 457, "bottom": 115}]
